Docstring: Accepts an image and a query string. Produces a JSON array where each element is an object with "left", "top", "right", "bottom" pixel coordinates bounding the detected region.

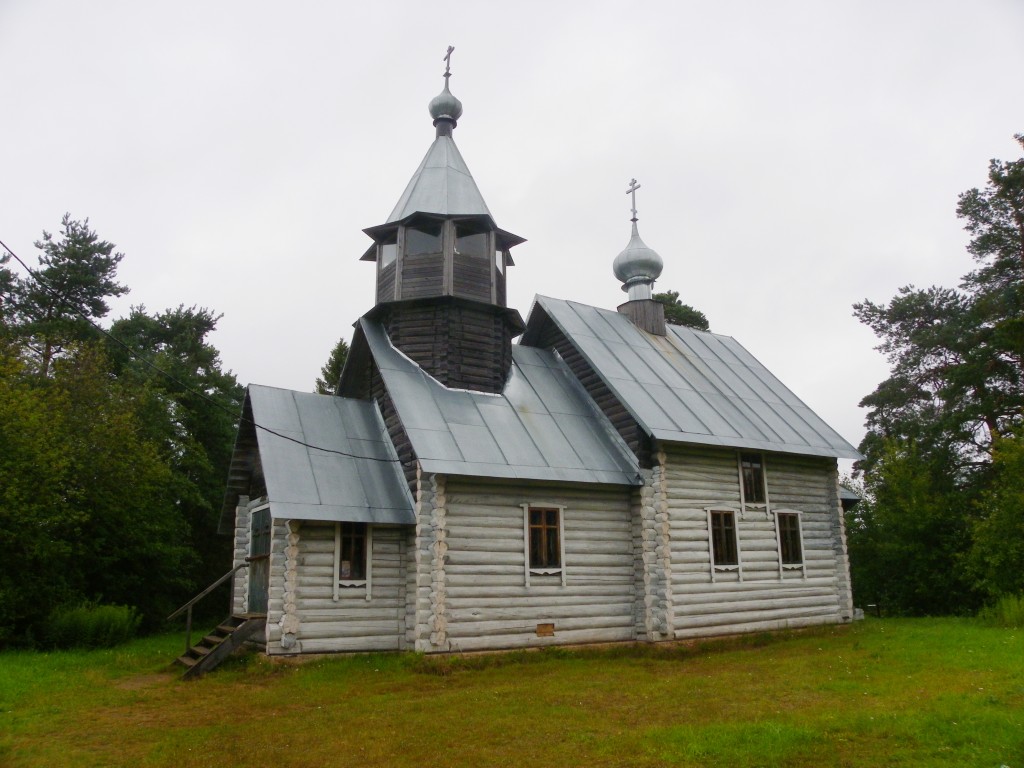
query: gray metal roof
[
  {"left": 387, "top": 136, "right": 492, "bottom": 223},
  {"left": 244, "top": 385, "right": 414, "bottom": 525},
  {"left": 528, "top": 296, "right": 862, "bottom": 460},
  {"left": 359, "top": 318, "right": 641, "bottom": 485}
]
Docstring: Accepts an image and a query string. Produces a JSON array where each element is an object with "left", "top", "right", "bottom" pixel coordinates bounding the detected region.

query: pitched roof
[
  {"left": 387, "top": 136, "right": 492, "bottom": 223},
  {"left": 359, "top": 318, "right": 641, "bottom": 485},
  {"left": 526, "top": 296, "right": 862, "bottom": 460},
  {"left": 220, "top": 385, "right": 415, "bottom": 529}
]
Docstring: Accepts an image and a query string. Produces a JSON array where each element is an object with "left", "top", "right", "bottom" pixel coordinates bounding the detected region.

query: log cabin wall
[
  {"left": 381, "top": 302, "right": 514, "bottom": 394},
  {"left": 264, "top": 518, "right": 288, "bottom": 651},
  {"left": 662, "top": 445, "right": 852, "bottom": 639},
  {"left": 230, "top": 496, "right": 252, "bottom": 616},
  {"left": 421, "top": 476, "right": 637, "bottom": 652},
  {"left": 264, "top": 521, "right": 407, "bottom": 655}
]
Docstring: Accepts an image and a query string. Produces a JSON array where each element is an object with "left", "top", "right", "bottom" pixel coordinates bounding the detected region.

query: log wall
[
  {"left": 662, "top": 444, "right": 853, "bottom": 638},
  {"left": 236, "top": 452, "right": 852, "bottom": 655},
  {"left": 421, "top": 476, "right": 637, "bottom": 652},
  {"left": 264, "top": 521, "right": 407, "bottom": 655},
  {"left": 230, "top": 496, "right": 252, "bottom": 616}
]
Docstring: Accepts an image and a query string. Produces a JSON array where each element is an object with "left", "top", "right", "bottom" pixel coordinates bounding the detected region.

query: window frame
[
  {"left": 333, "top": 522, "right": 373, "bottom": 601},
  {"left": 706, "top": 507, "right": 743, "bottom": 582},
  {"left": 522, "top": 504, "right": 566, "bottom": 587},
  {"left": 737, "top": 452, "right": 771, "bottom": 518},
  {"left": 774, "top": 509, "right": 806, "bottom": 577}
]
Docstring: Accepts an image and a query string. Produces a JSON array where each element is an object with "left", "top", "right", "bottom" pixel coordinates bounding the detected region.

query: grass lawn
[{"left": 1, "top": 618, "right": 1021, "bottom": 767}]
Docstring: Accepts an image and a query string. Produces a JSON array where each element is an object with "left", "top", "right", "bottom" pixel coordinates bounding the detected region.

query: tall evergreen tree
[
  {"left": 315, "top": 336, "right": 350, "bottom": 394},
  {"left": 11, "top": 215, "right": 128, "bottom": 376}
]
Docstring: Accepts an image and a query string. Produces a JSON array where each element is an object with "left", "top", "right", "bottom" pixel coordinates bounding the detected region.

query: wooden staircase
[{"left": 174, "top": 614, "right": 266, "bottom": 680}]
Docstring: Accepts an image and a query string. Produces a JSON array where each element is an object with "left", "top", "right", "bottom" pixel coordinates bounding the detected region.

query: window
[
  {"left": 740, "top": 453, "right": 766, "bottom": 505},
  {"left": 378, "top": 231, "right": 397, "bottom": 268},
  {"left": 404, "top": 220, "right": 443, "bottom": 257},
  {"left": 710, "top": 510, "right": 738, "bottom": 566},
  {"left": 776, "top": 511, "right": 804, "bottom": 569},
  {"left": 454, "top": 222, "right": 489, "bottom": 258},
  {"left": 530, "top": 507, "right": 560, "bottom": 568},
  {"left": 523, "top": 504, "right": 566, "bottom": 586},
  {"left": 334, "top": 523, "right": 372, "bottom": 600}
]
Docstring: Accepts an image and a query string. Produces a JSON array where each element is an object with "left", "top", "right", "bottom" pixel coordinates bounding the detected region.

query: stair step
[{"left": 176, "top": 614, "right": 266, "bottom": 680}]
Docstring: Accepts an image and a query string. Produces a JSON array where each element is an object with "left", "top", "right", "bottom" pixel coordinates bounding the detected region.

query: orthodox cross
[
  {"left": 443, "top": 46, "right": 455, "bottom": 83},
  {"left": 626, "top": 178, "right": 641, "bottom": 222}
]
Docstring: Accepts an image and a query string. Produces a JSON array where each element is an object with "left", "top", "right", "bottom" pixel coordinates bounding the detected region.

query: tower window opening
[
  {"left": 455, "top": 225, "right": 489, "bottom": 259},
  {"left": 405, "top": 221, "right": 443, "bottom": 257},
  {"left": 378, "top": 231, "right": 398, "bottom": 268}
]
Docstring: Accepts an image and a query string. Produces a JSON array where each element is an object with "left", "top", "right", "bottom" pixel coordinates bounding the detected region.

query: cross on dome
[
  {"left": 626, "top": 178, "right": 641, "bottom": 222},
  {"left": 443, "top": 45, "right": 454, "bottom": 81},
  {"left": 429, "top": 44, "right": 463, "bottom": 133}
]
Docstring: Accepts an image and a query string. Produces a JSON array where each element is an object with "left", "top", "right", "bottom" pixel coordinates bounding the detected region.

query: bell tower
[{"left": 359, "top": 49, "right": 526, "bottom": 393}]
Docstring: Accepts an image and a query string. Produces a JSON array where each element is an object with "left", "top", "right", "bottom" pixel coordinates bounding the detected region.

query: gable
[{"left": 524, "top": 296, "right": 861, "bottom": 460}]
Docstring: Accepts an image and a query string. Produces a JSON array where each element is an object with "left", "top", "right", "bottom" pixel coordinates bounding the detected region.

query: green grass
[{"left": 1, "top": 619, "right": 1022, "bottom": 767}]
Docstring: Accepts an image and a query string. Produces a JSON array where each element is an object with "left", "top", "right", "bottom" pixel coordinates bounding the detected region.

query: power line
[{"left": 0, "top": 235, "right": 401, "bottom": 464}]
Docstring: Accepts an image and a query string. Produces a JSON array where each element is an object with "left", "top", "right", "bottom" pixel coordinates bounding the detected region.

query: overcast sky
[{"left": 2, "top": 1, "right": 1023, "bottom": 471}]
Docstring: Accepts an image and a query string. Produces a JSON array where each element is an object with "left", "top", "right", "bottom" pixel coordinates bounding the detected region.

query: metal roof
[
  {"left": 234, "top": 385, "right": 414, "bottom": 525},
  {"left": 359, "top": 318, "right": 641, "bottom": 485},
  {"left": 527, "top": 296, "right": 862, "bottom": 460},
  {"left": 387, "top": 136, "right": 492, "bottom": 223}
]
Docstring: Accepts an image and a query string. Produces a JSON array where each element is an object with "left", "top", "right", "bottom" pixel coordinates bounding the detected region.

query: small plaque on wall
[{"left": 536, "top": 623, "right": 555, "bottom": 637}]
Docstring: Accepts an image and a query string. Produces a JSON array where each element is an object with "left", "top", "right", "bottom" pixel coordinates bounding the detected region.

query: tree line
[
  {"left": 0, "top": 216, "right": 245, "bottom": 644},
  {"left": 848, "top": 134, "right": 1024, "bottom": 614}
]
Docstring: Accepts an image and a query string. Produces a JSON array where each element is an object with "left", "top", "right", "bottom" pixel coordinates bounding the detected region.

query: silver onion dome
[
  {"left": 613, "top": 221, "right": 664, "bottom": 299},
  {"left": 429, "top": 82, "right": 463, "bottom": 123}
]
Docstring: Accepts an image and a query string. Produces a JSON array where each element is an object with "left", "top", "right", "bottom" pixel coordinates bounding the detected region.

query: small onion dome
[
  {"left": 613, "top": 222, "right": 664, "bottom": 293},
  {"left": 429, "top": 81, "right": 463, "bottom": 124}
]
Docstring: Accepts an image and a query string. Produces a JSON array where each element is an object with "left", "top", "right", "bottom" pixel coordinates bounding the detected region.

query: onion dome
[
  {"left": 614, "top": 179, "right": 663, "bottom": 300},
  {"left": 613, "top": 221, "right": 663, "bottom": 298},
  {"left": 429, "top": 81, "right": 463, "bottom": 124},
  {"left": 430, "top": 46, "right": 462, "bottom": 135}
]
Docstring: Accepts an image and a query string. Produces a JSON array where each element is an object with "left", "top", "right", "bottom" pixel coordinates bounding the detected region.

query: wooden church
[{"left": 212, "top": 57, "right": 861, "bottom": 662}]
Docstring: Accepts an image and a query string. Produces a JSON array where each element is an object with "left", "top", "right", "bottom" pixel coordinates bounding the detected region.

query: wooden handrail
[
  {"left": 168, "top": 562, "right": 249, "bottom": 620},
  {"left": 168, "top": 563, "right": 249, "bottom": 656}
]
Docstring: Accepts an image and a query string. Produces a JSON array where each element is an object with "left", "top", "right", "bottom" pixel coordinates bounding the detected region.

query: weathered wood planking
[
  {"left": 380, "top": 301, "right": 516, "bottom": 394},
  {"left": 661, "top": 445, "right": 852, "bottom": 639},
  {"left": 424, "top": 477, "right": 636, "bottom": 652},
  {"left": 265, "top": 523, "right": 405, "bottom": 655}
]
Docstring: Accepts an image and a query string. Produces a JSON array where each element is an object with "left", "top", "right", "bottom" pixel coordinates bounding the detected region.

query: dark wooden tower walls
[
  {"left": 365, "top": 298, "right": 523, "bottom": 395},
  {"left": 362, "top": 215, "right": 524, "bottom": 395}
]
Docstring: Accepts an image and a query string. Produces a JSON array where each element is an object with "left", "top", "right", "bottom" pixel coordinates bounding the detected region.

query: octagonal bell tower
[{"left": 359, "top": 49, "right": 526, "bottom": 393}]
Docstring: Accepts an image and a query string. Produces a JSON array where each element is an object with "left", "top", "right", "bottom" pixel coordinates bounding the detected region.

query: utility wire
[{"left": 0, "top": 236, "right": 401, "bottom": 464}]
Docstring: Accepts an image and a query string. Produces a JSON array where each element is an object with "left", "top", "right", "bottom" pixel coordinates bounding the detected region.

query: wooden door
[{"left": 247, "top": 507, "right": 271, "bottom": 615}]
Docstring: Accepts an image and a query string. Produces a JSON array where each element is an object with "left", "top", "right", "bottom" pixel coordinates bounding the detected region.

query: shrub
[
  {"left": 42, "top": 603, "right": 142, "bottom": 649},
  {"left": 978, "top": 593, "right": 1024, "bottom": 629}
]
